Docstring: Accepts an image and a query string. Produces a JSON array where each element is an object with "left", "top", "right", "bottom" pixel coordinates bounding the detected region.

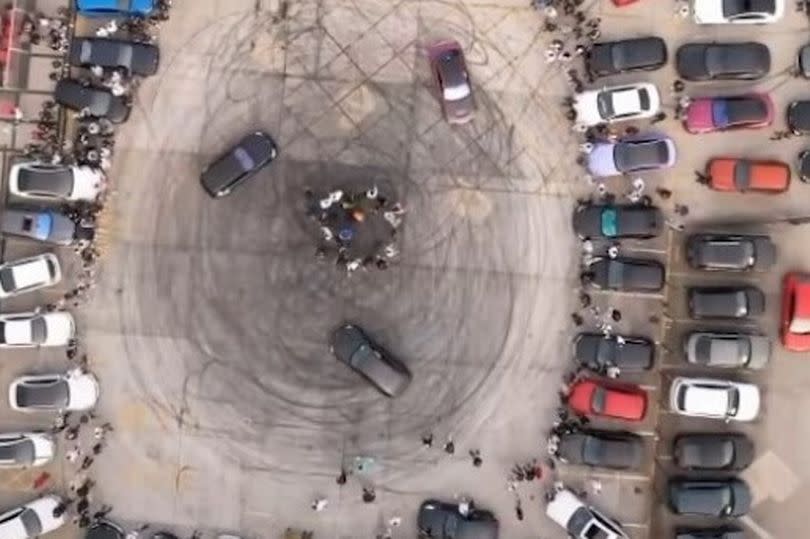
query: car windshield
[
  {"left": 233, "top": 148, "right": 255, "bottom": 172},
  {"left": 600, "top": 208, "right": 618, "bottom": 237},
  {"left": 0, "top": 268, "right": 14, "bottom": 292},
  {"left": 591, "top": 386, "right": 607, "bottom": 413},
  {"left": 17, "top": 166, "right": 73, "bottom": 197},
  {"left": 597, "top": 92, "right": 614, "bottom": 119},
  {"left": 443, "top": 513, "right": 458, "bottom": 536},
  {"left": 19, "top": 508, "right": 41, "bottom": 537},
  {"left": 438, "top": 50, "right": 470, "bottom": 101},
  {"left": 31, "top": 317, "right": 47, "bottom": 344},
  {"left": 607, "top": 261, "right": 624, "bottom": 288},
  {"left": 0, "top": 438, "right": 33, "bottom": 465},
  {"left": 700, "top": 240, "right": 754, "bottom": 269},
  {"left": 83, "top": 39, "right": 133, "bottom": 68},
  {"left": 727, "top": 388, "right": 740, "bottom": 416},
  {"left": 723, "top": 0, "right": 775, "bottom": 16}
]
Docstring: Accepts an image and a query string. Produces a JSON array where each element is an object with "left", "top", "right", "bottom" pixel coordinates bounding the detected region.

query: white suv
[
  {"left": 0, "top": 496, "right": 65, "bottom": 539},
  {"left": 692, "top": 0, "right": 784, "bottom": 24},
  {"left": 670, "top": 377, "right": 760, "bottom": 422},
  {"left": 573, "top": 82, "right": 660, "bottom": 128},
  {"left": 546, "top": 488, "right": 628, "bottom": 539},
  {"left": 0, "top": 254, "right": 61, "bottom": 298}
]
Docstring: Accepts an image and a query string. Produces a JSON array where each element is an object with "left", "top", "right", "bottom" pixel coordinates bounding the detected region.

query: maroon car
[
  {"left": 683, "top": 93, "right": 773, "bottom": 134},
  {"left": 428, "top": 40, "right": 475, "bottom": 125}
]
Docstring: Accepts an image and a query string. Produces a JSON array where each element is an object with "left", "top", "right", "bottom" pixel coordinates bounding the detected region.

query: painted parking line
[
  {"left": 586, "top": 290, "right": 665, "bottom": 300},
  {"left": 740, "top": 516, "right": 775, "bottom": 539}
]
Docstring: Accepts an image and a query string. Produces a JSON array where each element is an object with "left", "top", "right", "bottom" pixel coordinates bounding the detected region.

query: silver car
[{"left": 685, "top": 332, "right": 770, "bottom": 369}]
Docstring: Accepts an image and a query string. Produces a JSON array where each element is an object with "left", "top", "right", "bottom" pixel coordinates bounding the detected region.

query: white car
[
  {"left": 546, "top": 488, "right": 628, "bottom": 539},
  {"left": 0, "top": 312, "right": 75, "bottom": 348},
  {"left": 0, "top": 254, "right": 61, "bottom": 298},
  {"left": 573, "top": 83, "right": 660, "bottom": 127},
  {"left": 692, "top": 0, "right": 784, "bottom": 24},
  {"left": 0, "top": 432, "right": 55, "bottom": 468},
  {"left": 670, "top": 377, "right": 760, "bottom": 422},
  {"left": 0, "top": 495, "right": 65, "bottom": 539},
  {"left": 9, "top": 371, "right": 99, "bottom": 412},
  {"left": 8, "top": 162, "right": 104, "bottom": 202}
]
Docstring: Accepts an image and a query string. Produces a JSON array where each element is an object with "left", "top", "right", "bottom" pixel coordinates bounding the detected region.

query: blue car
[
  {"left": 0, "top": 208, "right": 92, "bottom": 246},
  {"left": 76, "top": 0, "right": 155, "bottom": 16}
]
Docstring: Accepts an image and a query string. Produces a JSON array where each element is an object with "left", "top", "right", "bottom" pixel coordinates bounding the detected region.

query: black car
[
  {"left": 573, "top": 333, "right": 653, "bottom": 372},
  {"left": 69, "top": 37, "right": 160, "bottom": 76},
  {"left": 54, "top": 79, "right": 130, "bottom": 123},
  {"left": 688, "top": 286, "right": 765, "bottom": 319},
  {"left": 587, "top": 37, "right": 667, "bottom": 78},
  {"left": 668, "top": 478, "right": 751, "bottom": 517},
  {"left": 417, "top": 499, "right": 498, "bottom": 539},
  {"left": 686, "top": 234, "right": 776, "bottom": 271},
  {"left": 676, "top": 528, "right": 745, "bottom": 539},
  {"left": 788, "top": 100, "right": 810, "bottom": 134},
  {"left": 330, "top": 324, "right": 411, "bottom": 398},
  {"left": 673, "top": 433, "right": 754, "bottom": 471},
  {"left": 676, "top": 42, "right": 769, "bottom": 81},
  {"left": 587, "top": 257, "right": 665, "bottom": 292},
  {"left": 573, "top": 203, "right": 662, "bottom": 240},
  {"left": 200, "top": 132, "right": 278, "bottom": 198},
  {"left": 555, "top": 430, "right": 644, "bottom": 470},
  {"left": 86, "top": 520, "right": 125, "bottom": 539}
]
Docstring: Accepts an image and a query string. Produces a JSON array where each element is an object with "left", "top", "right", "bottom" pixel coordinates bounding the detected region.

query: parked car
[
  {"left": 686, "top": 234, "right": 776, "bottom": 271},
  {"left": 0, "top": 496, "right": 66, "bottom": 539},
  {"left": 573, "top": 203, "right": 662, "bottom": 240},
  {"left": 555, "top": 430, "right": 644, "bottom": 470},
  {"left": 55, "top": 79, "right": 130, "bottom": 123},
  {"left": 546, "top": 488, "right": 628, "bottom": 539},
  {"left": 76, "top": 0, "right": 155, "bottom": 16},
  {"left": 86, "top": 521, "right": 125, "bottom": 539},
  {"left": 800, "top": 151, "right": 810, "bottom": 182},
  {"left": 684, "top": 94, "right": 773, "bottom": 134},
  {"left": 707, "top": 157, "right": 789, "bottom": 193},
  {"left": 0, "top": 312, "right": 75, "bottom": 348},
  {"left": 586, "top": 37, "right": 667, "bottom": 78},
  {"left": 200, "top": 132, "right": 278, "bottom": 198},
  {"left": 692, "top": 0, "right": 785, "bottom": 24},
  {"left": 573, "top": 333, "right": 653, "bottom": 372},
  {"left": 573, "top": 83, "right": 660, "bottom": 127},
  {"left": 417, "top": 499, "right": 498, "bottom": 539},
  {"left": 428, "top": 40, "right": 475, "bottom": 125},
  {"left": 799, "top": 44, "right": 810, "bottom": 78},
  {"left": 1, "top": 208, "right": 92, "bottom": 246},
  {"left": 586, "top": 133, "right": 676, "bottom": 178},
  {"left": 669, "top": 377, "right": 760, "bottom": 422},
  {"left": 688, "top": 286, "right": 765, "bottom": 319},
  {"left": 9, "top": 372, "right": 99, "bottom": 412},
  {"left": 69, "top": 37, "right": 160, "bottom": 76},
  {"left": 0, "top": 254, "right": 61, "bottom": 299},
  {"left": 675, "top": 529, "right": 745, "bottom": 539},
  {"left": 330, "top": 324, "right": 411, "bottom": 398},
  {"left": 673, "top": 433, "right": 754, "bottom": 471},
  {"left": 781, "top": 272, "right": 810, "bottom": 351},
  {"left": 567, "top": 378, "right": 647, "bottom": 421},
  {"left": 787, "top": 100, "right": 810, "bottom": 134},
  {"left": 676, "top": 42, "right": 770, "bottom": 81},
  {"left": 684, "top": 332, "right": 770, "bottom": 369},
  {"left": 668, "top": 478, "right": 751, "bottom": 517},
  {"left": 586, "top": 257, "right": 664, "bottom": 292},
  {"left": 8, "top": 162, "right": 105, "bottom": 202},
  {"left": 0, "top": 433, "right": 54, "bottom": 468}
]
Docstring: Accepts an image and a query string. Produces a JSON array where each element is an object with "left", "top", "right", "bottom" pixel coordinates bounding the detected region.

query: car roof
[
  {"left": 9, "top": 258, "right": 52, "bottom": 290},
  {"left": 676, "top": 435, "right": 734, "bottom": 468},
  {"left": 671, "top": 481, "right": 730, "bottom": 514},
  {"left": 684, "top": 384, "right": 729, "bottom": 415},
  {"left": 720, "top": 96, "right": 768, "bottom": 125},
  {"left": 614, "top": 138, "right": 671, "bottom": 171},
  {"left": 611, "top": 37, "right": 667, "bottom": 69},
  {"left": 705, "top": 42, "right": 769, "bottom": 75},
  {"left": 789, "top": 100, "right": 810, "bottom": 130},
  {"left": 16, "top": 164, "right": 73, "bottom": 197}
]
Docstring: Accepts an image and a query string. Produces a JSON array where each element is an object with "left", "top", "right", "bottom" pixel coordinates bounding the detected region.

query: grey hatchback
[
  {"left": 688, "top": 286, "right": 764, "bottom": 319},
  {"left": 200, "top": 132, "right": 278, "bottom": 198},
  {"left": 587, "top": 257, "right": 664, "bottom": 293},
  {"left": 684, "top": 332, "right": 770, "bottom": 369},
  {"left": 686, "top": 234, "right": 775, "bottom": 272},
  {"left": 330, "top": 324, "right": 412, "bottom": 398},
  {"left": 668, "top": 478, "right": 751, "bottom": 517}
]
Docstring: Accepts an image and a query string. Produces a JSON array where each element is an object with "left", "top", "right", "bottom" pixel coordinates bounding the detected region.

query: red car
[
  {"left": 707, "top": 158, "right": 790, "bottom": 193},
  {"left": 684, "top": 93, "right": 773, "bottom": 134},
  {"left": 781, "top": 272, "right": 810, "bottom": 351},
  {"left": 567, "top": 378, "right": 647, "bottom": 421},
  {"left": 427, "top": 39, "right": 475, "bottom": 125}
]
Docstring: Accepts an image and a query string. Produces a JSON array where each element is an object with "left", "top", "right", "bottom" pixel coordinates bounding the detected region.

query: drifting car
[
  {"left": 0, "top": 254, "right": 61, "bottom": 299},
  {"left": 684, "top": 332, "right": 770, "bottom": 369},
  {"left": 417, "top": 499, "right": 498, "bottom": 539},
  {"left": 1, "top": 208, "right": 92, "bottom": 246},
  {"left": 200, "top": 132, "right": 278, "bottom": 198},
  {"left": 0, "top": 496, "right": 66, "bottom": 539},
  {"left": 76, "top": 0, "right": 156, "bottom": 16},
  {"left": 573, "top": 203, "right": 662, "bottom": 240},
  {"left": 586, "top": 37, "right": 667, "bottom": 78},
  {"left": 586, "top": 257, "right": 665, "bottom": 293},
  {"left": 0, "top": 312, "right": 75, "bottom": 348},
  {"left": 9, "top": 371, "right": 100, "bottom": 412},
  {"left": 0, "top": 433, "right": 55, "bottom": 468},
  {"left": 330, "top": 324, "right": 412, "bottom": 398},
  {"left": 546, "top": 488, "right": 628, "bottom": 539},
  {"left": 686, "top": 234, "right": 776, "bottom": 271},
  {"left": 688, "top": 286, "right": 765, "bottom": 319},
  {"left": 55, "top": 79, "right": 130, "bottom": 123},
  {"left": 676, "top": 42, "right": 770, "bottom": 81},
  {"left": 692, "top": 0, "right": 785, "bottom": 24},
  {"left": 573, "top": 333, "right": 654, "bottom": 372},
  {"left": 684, "top": 93, "right": 773, "bottom": 134},
  {"left": 669, "top": 377, "right": 761, "bottom": 422},
  {"left": 555, "top": 430, "right": 644, "bottom": 470},
  {"left": 781, "top": 272, "right": 810, "bottom": 351},
  {"left": 668, "top": 478, "right": 751, "bottom": 517},
  {"left": 673, "top": 433, "right": 754, "bottom": 471},
  {"left": 428, "top": 40, "right": 475, "bottom": 125},
  {"left": 8, "top": 162, "right": 105, "bottom": 202},
  {"left": 69, "top": 37, "right": 160, "bottom": 77},
  {"left": 572, "top": 83, "right": 660, "bottom": 127},
  {"left": 567, "top": 378, "right": 647, "bottom": 421},
  {"left": 586, "top": 133, "right": 676, "bottom": 178},
  {"left": 787, "top": 100, "right": 810, "bottom": 134}
]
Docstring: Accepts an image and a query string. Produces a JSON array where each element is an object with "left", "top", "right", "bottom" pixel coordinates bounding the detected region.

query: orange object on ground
[{"left": 707, "top": 158, "right": 790, "bottom": 193}]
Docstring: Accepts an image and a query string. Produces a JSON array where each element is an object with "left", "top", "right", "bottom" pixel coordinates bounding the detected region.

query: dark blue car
[{"left": 76, "top": 0, "right": 155, "bottom": 16}]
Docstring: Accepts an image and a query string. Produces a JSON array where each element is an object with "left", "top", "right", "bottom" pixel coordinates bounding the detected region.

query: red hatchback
[
  {"left": 567, "top": 378, "right": 647, "bottom": 421},
  {"left": 781, "top": 272, "right": 810, "bottom": 351},
  {"left": 684, "top": 93, "right": 773, "bottom": 134}
]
